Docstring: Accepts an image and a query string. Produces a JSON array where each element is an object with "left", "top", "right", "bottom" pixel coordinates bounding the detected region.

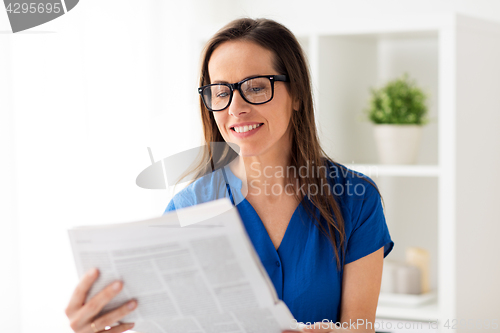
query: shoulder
[
  {"left": 164, "top": 169, "right": 227, "bottom": 214},
  {"left": 324, "top": 159, "right": 380, "bottom": 198},
  {"left": 322, "top": 159, "right": 382, "bottom": 222}
]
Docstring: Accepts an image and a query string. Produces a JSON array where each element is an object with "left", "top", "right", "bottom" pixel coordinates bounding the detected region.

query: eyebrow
[{"left": 211, "top": 75, "right": 263, "bottom": 84}]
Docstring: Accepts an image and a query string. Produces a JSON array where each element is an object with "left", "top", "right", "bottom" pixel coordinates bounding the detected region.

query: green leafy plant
[{"left": 367, "top": 73, "right": 428, "bottom": 125}]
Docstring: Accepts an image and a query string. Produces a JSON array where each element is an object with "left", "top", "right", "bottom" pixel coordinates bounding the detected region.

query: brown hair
[{"left": 188, "top": 18, "right": 379, "bottom": 269}]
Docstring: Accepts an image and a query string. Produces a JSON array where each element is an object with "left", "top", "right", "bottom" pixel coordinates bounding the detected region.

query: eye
[
  {"left": 245, "top": 86, "right": 266, "bottom": 94},
  {"left": 216, "top": 92, "right": 229, "bottom": 98}
]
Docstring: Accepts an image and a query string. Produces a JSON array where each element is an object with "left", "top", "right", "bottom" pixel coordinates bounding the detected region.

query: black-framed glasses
[{"left": 198, "top": 75, "right": 289, "bottom": 112}]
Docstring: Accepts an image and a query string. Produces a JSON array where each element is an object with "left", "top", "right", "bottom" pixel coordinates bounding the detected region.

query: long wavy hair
[{"left": 185, "top": 18, "right": 380, "bottom": 270}]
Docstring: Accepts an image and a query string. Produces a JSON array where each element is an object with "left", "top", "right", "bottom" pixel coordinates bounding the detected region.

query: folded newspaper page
[{"left": 68, "top": 198, "right": 296, "bottom": 333}]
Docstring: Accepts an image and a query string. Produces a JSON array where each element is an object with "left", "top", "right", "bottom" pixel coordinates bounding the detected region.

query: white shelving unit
[{"left": 294, "top": 13, "right": 500, "bottom": 331}]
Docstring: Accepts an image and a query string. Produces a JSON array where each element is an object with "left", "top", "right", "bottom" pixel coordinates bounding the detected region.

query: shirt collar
[{"left": 222, "top": 164, "right": 242, "bottom": 190}]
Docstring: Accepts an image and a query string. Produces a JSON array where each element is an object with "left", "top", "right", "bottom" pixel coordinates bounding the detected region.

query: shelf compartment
[{"left": 314, "top": 33, "right": 439, "bottom": 166}]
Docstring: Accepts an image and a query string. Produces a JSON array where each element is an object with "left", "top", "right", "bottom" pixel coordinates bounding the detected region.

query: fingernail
[
  {"left": 113, "top": 281, "right": 122, "bottom": 291},
  {"left": 127, "top": 301, "right": 137, "bottom": 310},
  {"left": 127, "top": 323, "right": 135, "bottom": 329},
  {"left": 88, "top": 268, "right": 97, "bottom": 277}
]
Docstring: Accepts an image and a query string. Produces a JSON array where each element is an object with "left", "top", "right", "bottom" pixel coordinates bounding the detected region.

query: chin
[{"left": 238, "top": 147, "right": 262, "bottom": 157}]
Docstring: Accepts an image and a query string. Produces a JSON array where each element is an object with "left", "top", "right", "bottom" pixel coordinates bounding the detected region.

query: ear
[{"left": 293, "top": 97, "right": 300, "bottom": 112}]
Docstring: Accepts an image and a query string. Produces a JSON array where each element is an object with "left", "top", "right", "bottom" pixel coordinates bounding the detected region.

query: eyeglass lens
[{"left": 202, "top": 77, "right": 273, "bottom": 111}]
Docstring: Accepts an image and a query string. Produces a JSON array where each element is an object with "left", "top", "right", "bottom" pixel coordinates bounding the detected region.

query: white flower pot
[{"left": 373, "top": 124, "right": 423, "bottom": 164}]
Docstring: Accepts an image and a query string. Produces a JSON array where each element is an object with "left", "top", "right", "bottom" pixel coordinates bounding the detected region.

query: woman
[{"left": 65, "top": 18, "right": 393, "bottom": 333}]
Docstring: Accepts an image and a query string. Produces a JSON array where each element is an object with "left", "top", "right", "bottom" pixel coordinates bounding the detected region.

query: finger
[
  {"left": 92, "top": 299, "right": 137, "bottom": 332},
  {"left": 77, "top": 280, "right": 124, "bottom": 325},
  {"left": 99, "top": 322, "right": 134, "bottom": 333},
  {"left": 65, "top": 268, "right": 99, "bottom": 315}
]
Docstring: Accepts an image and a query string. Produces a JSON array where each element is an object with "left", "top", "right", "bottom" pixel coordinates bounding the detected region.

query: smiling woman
[
  {"left": 165, "top": 18, "right": 394, "bottom": 330},
  {"left": 64, "top": 17, "right": 394, "bottom": 333}
]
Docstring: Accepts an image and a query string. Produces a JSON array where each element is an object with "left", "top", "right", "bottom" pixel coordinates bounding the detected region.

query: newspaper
[{"left": 68, "top": 199, "right": 296, "bottom": 333}]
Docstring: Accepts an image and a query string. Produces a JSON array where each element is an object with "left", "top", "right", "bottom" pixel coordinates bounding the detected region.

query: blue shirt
[{"left": 164, "top": 161, "right": 394, "bottom": 323}]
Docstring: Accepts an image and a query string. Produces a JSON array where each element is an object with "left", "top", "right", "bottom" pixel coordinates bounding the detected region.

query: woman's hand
[{"left": 65, "top": 268, "right": 137, "bottom": 333}]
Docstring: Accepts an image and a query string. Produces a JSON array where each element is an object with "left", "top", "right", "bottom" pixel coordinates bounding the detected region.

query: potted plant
[{"left": 366, "top": 73, "right": 429, "bottom": 164}]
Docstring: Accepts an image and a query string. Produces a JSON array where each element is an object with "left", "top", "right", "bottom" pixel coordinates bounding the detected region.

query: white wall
[
  {"left": 455, "top": 14, "right": 500, "bottom": 324},
  {"left": 0, "top": 1, "right": 200, "bottom": 331},
  {"left": 2, "top": 1, "right": 500, "bottom": 332},
  {"left": 0, "top": 32, "right": 20, "bottom": 333}
]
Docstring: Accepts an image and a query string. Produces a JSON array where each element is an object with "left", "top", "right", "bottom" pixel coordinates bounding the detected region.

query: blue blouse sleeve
[
  {"left": 344, "top": 177, "right": 394, "bottom": 264},
  {"left": 163, "top": 188, "right": 194, "bottom": 214},
  {"left": 164, "top": 199, "right": 176, "bottom": 214}
]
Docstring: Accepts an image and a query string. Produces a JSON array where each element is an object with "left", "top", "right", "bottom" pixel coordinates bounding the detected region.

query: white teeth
[{"left": 233, "top": 124, "right": 261, "bottom": 133}]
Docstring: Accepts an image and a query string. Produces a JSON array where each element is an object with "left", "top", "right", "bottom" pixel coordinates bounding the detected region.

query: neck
[{"left": 229, "top": 146, "right": 295, "bottom": 199}]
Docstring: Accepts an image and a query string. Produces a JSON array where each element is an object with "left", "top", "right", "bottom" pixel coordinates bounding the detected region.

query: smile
[{"left": 231, "top": 123, "right": 263, "bottom": 133}]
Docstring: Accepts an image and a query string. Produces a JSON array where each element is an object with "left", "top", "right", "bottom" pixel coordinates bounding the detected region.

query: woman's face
[{"left": 208, "top": 40, "right": 294, "bottom": 158}]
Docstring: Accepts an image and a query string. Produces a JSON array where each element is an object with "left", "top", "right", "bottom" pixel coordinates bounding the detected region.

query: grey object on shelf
[
  {"left": 381, "top": 261, "right": 422, "bottom": 294},
  {"left": 395, "top": 264, "right": 421, "bottom": 294}
]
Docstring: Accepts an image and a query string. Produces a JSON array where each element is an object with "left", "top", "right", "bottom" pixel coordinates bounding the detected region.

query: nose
[{"left": 228, "top": 89, "right": 250, "bottom": 117}]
